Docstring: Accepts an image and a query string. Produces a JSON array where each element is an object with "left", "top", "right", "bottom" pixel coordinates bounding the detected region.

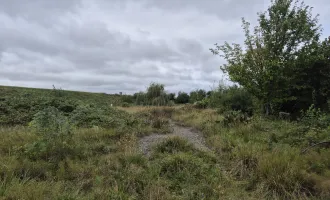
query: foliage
[
  {"left": 175, "top": 91, "right": 190, "bottom": 104},
  {"left": 172, "top": 106, "right": 330, "bottom": 199},
  {"left": 121, "top": 95, "right": 134, "bottom": 104},
  {"left": 29, "top": 107, "right": 73, "bottom": 136},
  {"left": 222, "top": 110, "right": 251, "bottom": 127},
  {"left": 167, "top": 93, "right": 176, "bottom": 101},
  {"left": 300, "top": 104, "right": 330, "bottom": 130},
  {"left": 210, "top": 0, "right": 325, "bottom": 115},
  {"left": 133, "top": 83, "right": 172, "bottom": 106},
  {"left": 189, "top": 89, "right": 206, "bottom": 103},
  {"left": 135, "top": 107, "right": 174, "bottom": 133},
  {"left": 23, "top": 107, "right": 76, "bottom": 163},
  {"left": 0, "top": 85, "right": 122, "bottom": 126},
  {"left": 121, "top": 102, "right": 130, "bottom": 107},
  {"left": 219, "top": 86, "right": 254, "bottom": 115},
  {"left": 207, "top": 84, "right": 255, "bottom": 115},
  {"left": 133, "top": 92, "right": 147, "bottom": 105},
  {"left": 193, "top": 98, "right": 209, "bottom": 109}
]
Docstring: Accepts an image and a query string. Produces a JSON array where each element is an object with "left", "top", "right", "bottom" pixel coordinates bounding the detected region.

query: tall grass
[{"left": 172, "top": 106, "right": 330, "bottom": 199}]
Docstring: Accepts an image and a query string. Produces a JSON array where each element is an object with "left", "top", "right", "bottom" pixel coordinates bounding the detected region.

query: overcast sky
[{"left": 0, "top": 0, "right": 329, "bottom": 94}]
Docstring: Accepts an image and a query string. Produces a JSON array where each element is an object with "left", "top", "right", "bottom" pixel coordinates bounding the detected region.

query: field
[
  {"left": 1, "top": 85, "right": 330, "bottom": 200},
  {"left": 2, "top": 0, "right": 330, "bottom": 199}
]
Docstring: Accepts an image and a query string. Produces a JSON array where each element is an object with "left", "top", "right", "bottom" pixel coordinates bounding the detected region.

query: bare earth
[{"left": 139, "top": 121, "right": 210, "bottom": 156}]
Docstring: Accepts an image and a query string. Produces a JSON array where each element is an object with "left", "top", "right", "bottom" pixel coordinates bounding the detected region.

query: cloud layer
[{"left": 0, "top": 0, "right": 329, "bottom": 94}]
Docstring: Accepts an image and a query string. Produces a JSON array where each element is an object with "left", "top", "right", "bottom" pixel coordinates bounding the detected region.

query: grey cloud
[
  {"left": 0, "top": 0, "right": 329, "bottom": 94},
  {"left": 0, "top": 0, "right": 81, "bottom": 26},
  {"left": 143, "top": 0, "right": 267, "bottom": 19}
]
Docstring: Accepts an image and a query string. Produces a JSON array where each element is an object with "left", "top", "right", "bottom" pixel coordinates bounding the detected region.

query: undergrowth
[{"left": 172, "top": 105, "right": 330, "bottom": 199}]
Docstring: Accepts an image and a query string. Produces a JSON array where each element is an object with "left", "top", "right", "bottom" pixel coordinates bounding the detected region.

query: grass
[
  {"left": 0, "top": 104, "right": 252, "bottom": 199},
  {"left": 172, "top": 106, "right": 330, "bottom": 199},
  {"left": 1, "top": 83, "right": 330, "bottom": 199}
]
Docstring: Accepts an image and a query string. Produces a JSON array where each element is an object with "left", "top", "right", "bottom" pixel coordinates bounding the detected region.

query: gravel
[{"left": 138, "top": 122, "right": 210, "bottom": 156}]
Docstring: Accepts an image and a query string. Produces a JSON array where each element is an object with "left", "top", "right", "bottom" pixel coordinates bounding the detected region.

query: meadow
[
  {"left": 1, "top": 0, "right": 330, "bottom": 199},
  {"left": 0, "top": 84, "right": 330, "bottom": 200}
]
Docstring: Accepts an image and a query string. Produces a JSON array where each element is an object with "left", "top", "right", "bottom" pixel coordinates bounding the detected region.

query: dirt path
[{"left": 139, "top": 121, "right": 210, "bottom": 156}]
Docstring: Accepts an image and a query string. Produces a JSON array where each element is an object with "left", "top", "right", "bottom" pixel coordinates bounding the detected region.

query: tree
[
  {"left": 175, "top": 92, "right": 190, "bottom": 104},
  {"left": 167, "top": 93, "right": 176, "bottom": 101},
  {"left": 145, "top": 83, "right": 169, "bottom": 106},
  {"left": 189, "top": 89, "right": 207, "bottom": 103},
  {"left": 210, "top": 0, "right": 321, "bottom": 115},
  {"left": 146, "top": 83, "right": 165, "bottom": 100},
  {"left": 206, "top": 91, "right": 213, "bottom": 98},
  {"left": 291, "top": 36, "right": 330, "bottom": 111},
  {"left": 134, "top": 92, "right": 147, "bottom": 105}
]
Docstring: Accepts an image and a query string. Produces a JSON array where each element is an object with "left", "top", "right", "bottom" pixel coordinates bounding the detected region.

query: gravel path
[{"left": 139, "top": 121, "right": 210, "bottom": 156}]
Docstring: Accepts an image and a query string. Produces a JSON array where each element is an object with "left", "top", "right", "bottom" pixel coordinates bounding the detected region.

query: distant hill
[{"left": 0, "top": 85, "right": 123, "bottom": 106}]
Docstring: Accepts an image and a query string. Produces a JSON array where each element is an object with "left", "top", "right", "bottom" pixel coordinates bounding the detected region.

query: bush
[
  {"left": 121, "top": 102, "right": 130, "bottom": 107},
  {"left": 23, "top": 107, "right": 76, "bottom": 163},
  {"left": 222, "top": 110, "right": 251, "bottom": 127},
  {"left": 29, "top": 107, "right": 73, "bottom": 137},
  {"left": 220, "top": 86, "right": 254, "bottom": 115},
  {"left": 70, "top": 104, "right": 129, "bottom": 129},
  {"left": 193, "top": 98, "right": 209, "bottom": 109},
  {"left": 300, "top": 104, "right": 330, "bottom": 129}
]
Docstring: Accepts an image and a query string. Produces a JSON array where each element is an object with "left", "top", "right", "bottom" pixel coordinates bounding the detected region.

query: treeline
[
  {"left": 121, "top": 82, "right": 254, "bottom": 115},
  {"left": 121, "top": 82, "right": 212, "bottom": 106}
]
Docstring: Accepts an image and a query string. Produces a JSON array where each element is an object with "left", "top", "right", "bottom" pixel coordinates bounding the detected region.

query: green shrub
[
  {"left": 22, "top": 107, "right": 76, "bottom": 163},
  {"left": 222, "top": 110, "right": 251, "bottom": 127},
  {"left": 70, "top": 104, "right": 129, "bottom": 129},
  {"left": 300, "top": 104, "right": 330, "bottom": 129},
  {"left": 121, "top": 102, "right": 130, "bottom": 107},
  {"left": 29, "top": 107, "right": 73, "bottom": 137},
  {"left": 220, "top": 86, "right": 254, "bottom": 115},
  {"left": 193, "top": 98, "right": 209, "bottom": 109}
]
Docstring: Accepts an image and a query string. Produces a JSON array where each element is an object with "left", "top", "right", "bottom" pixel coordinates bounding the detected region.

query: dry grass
[{"left": 1, "top": 106, "right": 330, "bottom": 199}]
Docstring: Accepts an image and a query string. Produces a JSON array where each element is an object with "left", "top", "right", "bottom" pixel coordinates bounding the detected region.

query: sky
[{"left": 0, "top": 0, "right": 329, "bottom": 94}]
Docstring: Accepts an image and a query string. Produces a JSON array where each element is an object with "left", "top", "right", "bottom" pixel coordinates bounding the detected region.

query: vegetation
[
  {"left": 210, "top": 0, "right": 330, "bottom": 115},
  {"left": 1, "top": 0, "right": 330, "bottom": 199},
  {"left": 175, "top": 92, "right": 190, "bottom": 104},
  {"left": 0, "top": 85, "right": 122, "bottom": 126}
]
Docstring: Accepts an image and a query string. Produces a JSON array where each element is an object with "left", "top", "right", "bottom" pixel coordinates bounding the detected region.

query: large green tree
[{"left": 210, "top": 0, "right": 322, "bottom": 114}]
